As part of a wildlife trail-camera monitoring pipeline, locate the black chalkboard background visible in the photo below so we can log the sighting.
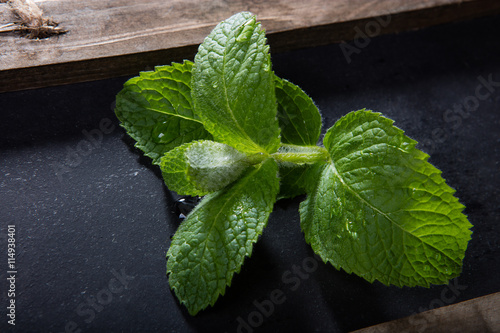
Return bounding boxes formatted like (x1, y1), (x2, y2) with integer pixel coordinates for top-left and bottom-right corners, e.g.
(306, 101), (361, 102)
(1, 14), (499, 333)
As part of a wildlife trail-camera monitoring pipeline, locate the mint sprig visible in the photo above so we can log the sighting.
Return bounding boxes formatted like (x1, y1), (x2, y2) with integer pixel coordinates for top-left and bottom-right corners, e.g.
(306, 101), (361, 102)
(115, 12), (472, 315)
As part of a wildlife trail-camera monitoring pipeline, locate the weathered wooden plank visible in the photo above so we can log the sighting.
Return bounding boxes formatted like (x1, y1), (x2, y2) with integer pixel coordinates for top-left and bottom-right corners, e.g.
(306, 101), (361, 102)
(1, 0), (499, 92)
(353, 292), (500, 333)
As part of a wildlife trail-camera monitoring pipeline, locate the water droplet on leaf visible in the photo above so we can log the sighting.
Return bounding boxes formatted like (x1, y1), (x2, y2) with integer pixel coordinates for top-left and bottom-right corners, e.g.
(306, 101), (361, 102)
(345, 221), (358, 239)
(152, 121), (176, 144)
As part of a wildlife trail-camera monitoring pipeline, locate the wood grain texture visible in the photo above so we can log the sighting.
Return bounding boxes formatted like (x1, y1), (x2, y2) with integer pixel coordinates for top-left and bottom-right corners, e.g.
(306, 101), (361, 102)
(1, 0), (500, 92)
(353, 292), (500, 333)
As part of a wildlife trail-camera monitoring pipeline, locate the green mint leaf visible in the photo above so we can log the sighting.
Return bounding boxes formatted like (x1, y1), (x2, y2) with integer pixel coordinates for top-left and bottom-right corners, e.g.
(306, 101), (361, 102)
(167, 158), (279, 315)
(300, 110), (472, 287)
(275, 77), (322, 146)
(278, 164), (311, 199)
(192, 12), (280, 154)
(273, 144), (329, 199)
(115, 60), (212, 164)
(278, 162), (327, 200)
(160, 140), (251, 195)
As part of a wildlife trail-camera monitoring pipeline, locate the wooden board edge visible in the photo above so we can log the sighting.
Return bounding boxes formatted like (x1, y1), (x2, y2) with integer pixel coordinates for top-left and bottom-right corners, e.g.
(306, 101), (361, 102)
(351, 292), (500, 333)
(1, 0), (499, 93)
(268, 0), (500, 53)
(0, 44), (199, 93)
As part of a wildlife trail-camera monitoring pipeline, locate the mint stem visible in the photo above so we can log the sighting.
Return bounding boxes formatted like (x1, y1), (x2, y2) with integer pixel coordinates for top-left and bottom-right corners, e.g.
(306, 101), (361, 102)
(247, 145), (329, 165)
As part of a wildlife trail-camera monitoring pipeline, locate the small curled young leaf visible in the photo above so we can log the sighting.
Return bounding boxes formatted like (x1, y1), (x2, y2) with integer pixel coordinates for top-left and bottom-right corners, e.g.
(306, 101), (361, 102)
(160, 140), (251, 196)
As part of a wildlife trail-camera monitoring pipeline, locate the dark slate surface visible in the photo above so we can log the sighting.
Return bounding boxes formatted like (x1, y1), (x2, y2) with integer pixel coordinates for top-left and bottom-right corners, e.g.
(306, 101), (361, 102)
(1, 13), (499, 333)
